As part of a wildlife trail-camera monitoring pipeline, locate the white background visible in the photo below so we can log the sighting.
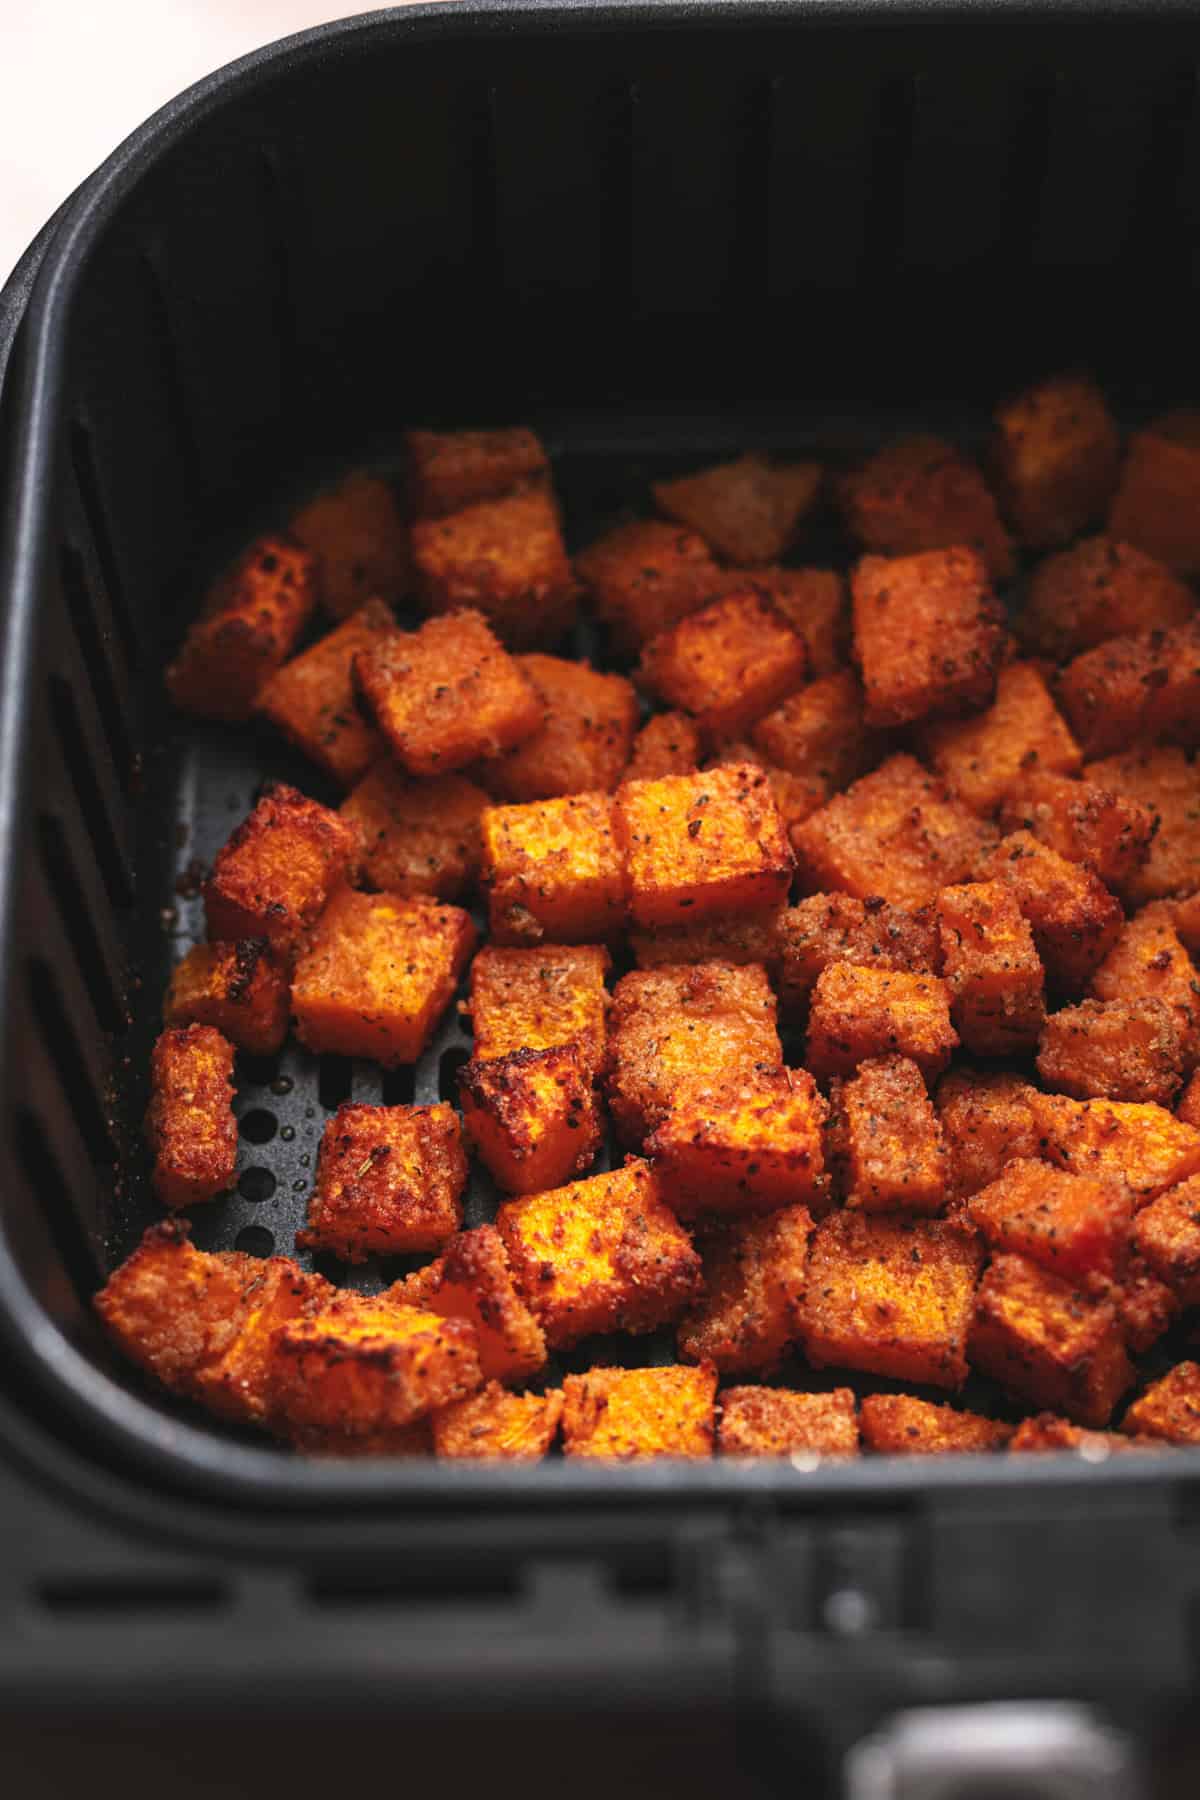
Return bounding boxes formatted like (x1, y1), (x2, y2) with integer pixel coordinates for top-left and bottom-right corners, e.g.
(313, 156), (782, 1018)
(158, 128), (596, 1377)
(0, 0), (417, 284)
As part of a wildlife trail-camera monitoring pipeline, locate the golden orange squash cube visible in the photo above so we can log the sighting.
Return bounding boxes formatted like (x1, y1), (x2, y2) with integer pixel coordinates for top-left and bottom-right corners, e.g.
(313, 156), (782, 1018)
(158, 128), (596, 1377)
(1085, 747), (1200, 907)
(799, 1211), (984, 1389)
(751, 669), (878, 798)
(1109, 411), (1200, 573)
(410, 484), (575, 649)
(483, 654), (639, 801)
(638, 588), (808, 743)
(630, 906), (785, 976)
(495, 1159), (701, 1349)
(792, 754), (997, 911)
(482, 791), (627, 944)
(935, 880), (1045, 1057)
(977, 831), (1122, 994)
(1122, 1361), (1200, 1444)
(606, 961), (781, 1147)
(1117, 1251), (1180, 1353)
(841, 1055), (949, 1215)
(652, 452), (822, 565)
(398, 1225), (547, 1385)
(459, 1044), (602, 1195)
(432, 1383), (564, 1461)
(1028, 1090), (1200, 1205)
(852, 546), (1009, 729)
(718, 1386), (859, 1459)
(354, 607), (544, 775)
(646, 1069), (827, 1217)
(1057, 615), (1200, 758)
(404, 426), (548, 518)
(935, 1068), (1040, 1202)
(805, 962), (958, 1084)
(145, 1024), (237, 1210)
(624, 710), (702, 781)
(166, 535), (317, 721)
(838, 434), (1014, 580)
(193, 1256), (332, 1426)
(288, 469), (410, 618)
(1084, 899), (1200, 1065)
(291, 887), (476, 1066)
(298, 1101), (466, 1261)
(1133, 1173), (1200, 1305)
(340, 762), (488, 901)
(746, 567), (847, 676)
(204, 783), (361, 953)
(253, 600), (393, 786)
(970, 1253), (1132, 1427)
(467, 943), (610, 1072)
(575, 519), (724, 654)
(999, 767), (1156, 890)
(990, 372), (1120, 548)
(164, 938), (289, 1056)
(775, 893), (938, 1017)
(921, 662), (1081, 816)
(1009, 1413), (1153, 1455)
(95, 1220), (259, 1398)
(1037, 998), (1184, 1106)
(859, 1393), (1011, 1456)
(561, 1363), (717, 1460)
(1020, 534), (1194, 661)
(614, 762), (793, 928)
(966, 1158), (1132, 1284)
(676, 1206), (812, 1374)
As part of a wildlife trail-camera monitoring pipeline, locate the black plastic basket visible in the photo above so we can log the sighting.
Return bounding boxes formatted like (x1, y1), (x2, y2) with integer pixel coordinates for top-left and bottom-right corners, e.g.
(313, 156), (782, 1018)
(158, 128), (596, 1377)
(2, 1), (1200, 1775)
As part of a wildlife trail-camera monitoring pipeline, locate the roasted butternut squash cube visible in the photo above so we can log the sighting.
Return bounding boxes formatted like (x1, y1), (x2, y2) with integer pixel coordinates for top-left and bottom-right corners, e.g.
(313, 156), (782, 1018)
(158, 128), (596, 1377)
(840, 1055), (949, 1215)
(638, 588), (808, 744)
(468, 943), (610, 1072)
(495, 1159), (701, 1348)
(652, 452), (822, 565)
(718, 1386), (859, 1459)
(675, 1206), (812, 1373)
(288, 470), (409, 618)
(800, 1211), (983, 1389)
(969, 1253), (1131, 1426)
(1109, 411), (1200, 573)
(852, 546), (1009, 729)
(483, 654), (639, 801)
(298, 1101), (466, 1261)
(404, 426), (548, 518)
(977, 831), (1121, 994)
(145, 1024), (237, 1210)
(1000, 768), (1156, 889)
(793, 754), (997, 911)
(291, 887), (476, 1066)
(631, 906), (785, 975)
(459, 1044), (601, 1194)
(1090, 901), (1200, 1068)
(398, 1225), (547, 1384)
(859, 1392), (1012, 1455)
(776, 894), (938, 1017)
(432, 1383), (564, 1460)
(1020, 535), (1194, 661)
(991, 372), (1121, 548)
(806, 962), (957, 1085)
(561, 1363), (717, 1460)
(1085, 748), (1200, 907)
(482, 791), (626, 944)
(967, 1158), (1132, 1284)
(194, 1256), (332, 1425)
(166, 535), (317, 720)
(935, 880), (1045, 1057)
(1133, 1173), (1200, 1304)
(204, 783), (361, 953)
(1038, 998), (1184, 1105)
(253, 601), (392, 786)
(354, 608), (544, 775)
(751, 669), (877, 798)
(746, 567), (847, 676)
(1058, 617), (1200, 758)
(411, 485), (575, 649)
(164, 939), (289, 1056)
(606, 961), (782, 1147)
(922, 663), (1081, 816)
(1122, 1361), (1200, 1443)
(575, 520), (724, 654)
(936, 1068), (1040, 1202)
(1117, 1252), (1180, 1353)
(267, 1294), (482, 1438)
(838, 435), (1014, 580)
(1010, 1413), (1152, 1455)
(1179, 1069), (1200, 1126)
(704, 742), (825, 834)
(1027, 1090), (1200, 1205)
(95, 1221), (257, 1397)
(646, 1069), (827, 1218)
(340, 762), (488, 901)
(625, 710), (702, 781)
(1173, 890), (1200, 957)
(614, 762), (793, 929)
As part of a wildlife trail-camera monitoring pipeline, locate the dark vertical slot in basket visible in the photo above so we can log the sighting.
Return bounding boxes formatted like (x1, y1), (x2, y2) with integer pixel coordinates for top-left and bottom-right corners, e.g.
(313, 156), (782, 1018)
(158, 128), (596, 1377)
(68, 420), (139, 671)
(45, 675), (132, 910)
(33, 814), (125, 1035)
(57, 543), (134, 788)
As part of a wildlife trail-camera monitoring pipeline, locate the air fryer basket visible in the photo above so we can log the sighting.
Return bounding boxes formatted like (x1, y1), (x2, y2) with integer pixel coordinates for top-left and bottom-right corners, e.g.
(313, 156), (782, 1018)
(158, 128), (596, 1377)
(5, 0), (1200, 1524)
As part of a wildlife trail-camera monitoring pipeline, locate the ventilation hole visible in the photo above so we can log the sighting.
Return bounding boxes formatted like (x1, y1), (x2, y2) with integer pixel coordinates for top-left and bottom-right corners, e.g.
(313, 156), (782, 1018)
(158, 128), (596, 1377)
(239, 1108), (277, 1145)
(58, 542), (134, 784)
(35, 814), (124, 1033)
(381, 1066), (415, 1107)
(236, 1052), (278, 1089)
(27, 959), (116, 1164)
(68, 420), (139, 670)
(235, 1224), (275, 1256)
(237, 1168), (277, 1205)
(14, 1107), (104, 1296)
(36, 1577), (227, 1617)
(47, 674), (133, 908)
(438, 1046), (471, 1104)
(318, 1055), (353, 1110)
(307, 1566), (520, 1609)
